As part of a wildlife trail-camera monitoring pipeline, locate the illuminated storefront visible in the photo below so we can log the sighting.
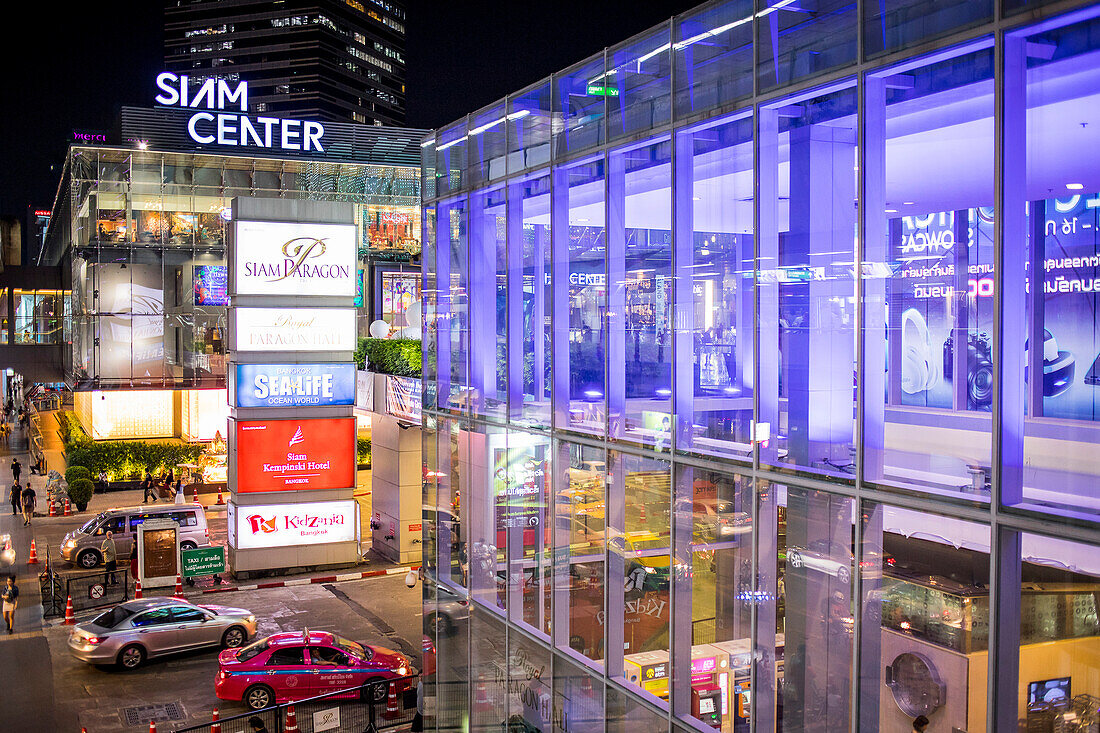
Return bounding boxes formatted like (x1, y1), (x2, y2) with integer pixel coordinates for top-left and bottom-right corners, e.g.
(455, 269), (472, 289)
(421, 2), (1100, 731)
(40, 83), (424, 441)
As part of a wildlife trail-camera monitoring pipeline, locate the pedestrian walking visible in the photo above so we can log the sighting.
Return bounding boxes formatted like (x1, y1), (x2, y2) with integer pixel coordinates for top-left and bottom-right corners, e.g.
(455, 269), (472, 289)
(20, 483), (35, 526)
(129, 539), (138, 580)
(9, 482), (19, 516)
(141, 471), (156, 504)
(248, 716), (269, 733)
(173, 479), (184, 505)
(102, 530), (118, 585)
(2, 576), (18, 634)
(10, 458), (20, 485)
(411, 679), (424, 732)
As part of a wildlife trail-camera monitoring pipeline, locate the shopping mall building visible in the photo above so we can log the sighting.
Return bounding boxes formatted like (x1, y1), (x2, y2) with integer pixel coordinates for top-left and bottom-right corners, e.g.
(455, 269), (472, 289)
(35, 83), (424, 442)
(419, 0), (1100, 731)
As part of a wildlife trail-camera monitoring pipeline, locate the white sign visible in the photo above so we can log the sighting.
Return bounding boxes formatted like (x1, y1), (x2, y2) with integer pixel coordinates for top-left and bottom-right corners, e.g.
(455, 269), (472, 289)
(232, 308), (357, 352)
(231, 499), (357, 550)
(154, 72), (325, 152)
(234, 221), (356, 296)
(313, 708), (341, 732)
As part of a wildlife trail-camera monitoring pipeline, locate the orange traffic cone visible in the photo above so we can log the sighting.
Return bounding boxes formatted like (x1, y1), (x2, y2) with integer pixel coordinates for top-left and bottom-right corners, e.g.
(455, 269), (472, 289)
(285, 705), (299, 732)
(49, 500), (56, 517)
(210, 707), (221, 733)
(27, 539), (38, 564)
(215, 487), (224, 505)
(63, 595), (75, 625)
(135, 578), (143, 599)
(149, 720), (157, 733)
(639, 503), (647, 522)
(192, 486), (199, 504)
(64, 498), (71, 516)
(174, 573), (183, 596)
(474, 675), (490, 713)
(385, 681), (399, 718)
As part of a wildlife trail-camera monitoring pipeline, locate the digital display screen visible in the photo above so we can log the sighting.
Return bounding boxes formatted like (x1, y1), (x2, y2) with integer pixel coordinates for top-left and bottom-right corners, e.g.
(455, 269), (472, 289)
(194, 265), (229, 306)
(698, 697), (715, 715)
(1028, 677), (1070, 706)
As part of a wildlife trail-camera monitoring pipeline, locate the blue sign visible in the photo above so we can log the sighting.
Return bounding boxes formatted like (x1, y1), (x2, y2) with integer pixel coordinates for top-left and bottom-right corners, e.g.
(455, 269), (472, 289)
(235, 363), (356, 408)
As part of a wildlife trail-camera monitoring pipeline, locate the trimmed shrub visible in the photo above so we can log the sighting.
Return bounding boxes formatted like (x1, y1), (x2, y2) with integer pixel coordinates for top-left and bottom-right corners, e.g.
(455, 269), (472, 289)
(65, 441), (204, 481)
(357, 337), (422, 377)
(65, 465), (92, 484)
(68, 478), (95, 511)
(57, 411), (89, 447)
(357, 437), (372, 467)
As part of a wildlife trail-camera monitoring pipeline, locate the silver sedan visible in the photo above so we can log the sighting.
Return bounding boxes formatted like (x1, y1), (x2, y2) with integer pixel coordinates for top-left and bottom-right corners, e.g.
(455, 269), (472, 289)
(68, 597), (258, 670)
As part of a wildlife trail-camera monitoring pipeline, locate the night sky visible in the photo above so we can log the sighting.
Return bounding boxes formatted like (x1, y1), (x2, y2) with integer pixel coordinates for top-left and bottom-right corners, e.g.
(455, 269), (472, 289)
(0, 0), (694, 221)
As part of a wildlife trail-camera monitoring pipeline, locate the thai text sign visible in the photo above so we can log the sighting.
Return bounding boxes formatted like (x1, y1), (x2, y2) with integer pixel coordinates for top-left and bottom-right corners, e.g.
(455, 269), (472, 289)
(181, 546), (226, 578)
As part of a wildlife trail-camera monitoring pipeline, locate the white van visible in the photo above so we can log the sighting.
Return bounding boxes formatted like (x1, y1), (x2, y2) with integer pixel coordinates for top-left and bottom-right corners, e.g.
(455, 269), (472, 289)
(61, 503), (210, 569)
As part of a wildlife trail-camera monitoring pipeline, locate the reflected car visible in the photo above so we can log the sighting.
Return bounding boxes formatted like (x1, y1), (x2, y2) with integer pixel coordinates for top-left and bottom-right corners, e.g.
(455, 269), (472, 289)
(785, 539), (853, 585)
(68, 598), (257, 669)
(216, 629), (417, 710)
(425, 582), (468, 636)
(0, 534), (15, 577)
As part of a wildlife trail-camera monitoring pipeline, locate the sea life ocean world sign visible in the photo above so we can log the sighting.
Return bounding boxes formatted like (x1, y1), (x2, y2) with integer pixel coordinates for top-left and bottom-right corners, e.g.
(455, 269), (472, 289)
(235, 363), (356, 408)
(233, 220), (357, 296)
(154, 72), (325, 152)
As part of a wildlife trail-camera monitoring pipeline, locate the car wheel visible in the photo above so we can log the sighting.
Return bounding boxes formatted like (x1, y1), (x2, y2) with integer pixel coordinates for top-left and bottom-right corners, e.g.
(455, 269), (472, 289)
(221, 626), (246, 649)
(363, 676), (388, 703)
(180, 541), (198, 552)
(118, 644), (146, 670)
(787, 550), (802, 569)
(426, 611), (452, 636)
(837, 565), (851, 585)
(245, 684), (275, 710)
(77, 549), (101, 569)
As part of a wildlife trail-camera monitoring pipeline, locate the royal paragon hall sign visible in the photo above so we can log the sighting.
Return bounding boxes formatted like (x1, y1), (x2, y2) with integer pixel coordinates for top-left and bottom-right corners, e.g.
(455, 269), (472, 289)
(226, 199), (360, 575)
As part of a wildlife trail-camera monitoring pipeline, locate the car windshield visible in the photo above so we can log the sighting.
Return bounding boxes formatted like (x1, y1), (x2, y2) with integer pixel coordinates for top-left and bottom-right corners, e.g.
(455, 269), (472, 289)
(80, 514), (105, 533)
(91, 606), (134, 629)
(236, 638), (270, 662)
(333, 636), (368, 660)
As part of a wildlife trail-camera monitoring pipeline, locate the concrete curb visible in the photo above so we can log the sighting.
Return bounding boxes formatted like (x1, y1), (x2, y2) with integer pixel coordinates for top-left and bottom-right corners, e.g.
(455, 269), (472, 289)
(196, 564), (420, 594)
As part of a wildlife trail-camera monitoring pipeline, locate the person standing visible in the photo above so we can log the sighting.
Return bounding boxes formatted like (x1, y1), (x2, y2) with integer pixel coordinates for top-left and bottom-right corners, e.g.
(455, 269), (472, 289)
(173, 478), (184, 505)
(10, 458), (20, 485)
(8, 482), (19, 516)
(912, 716), (929, 732)
(102, 530), (118, 585)
(247, 717), (270, 733)
(2, 576), (18, 634)
(141, 471), (156, 504)
(20, 483), (36, 526)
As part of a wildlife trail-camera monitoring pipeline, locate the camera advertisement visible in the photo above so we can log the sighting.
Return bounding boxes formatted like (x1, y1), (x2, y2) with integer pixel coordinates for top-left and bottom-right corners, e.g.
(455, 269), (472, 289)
(892, 195), (1100, 420)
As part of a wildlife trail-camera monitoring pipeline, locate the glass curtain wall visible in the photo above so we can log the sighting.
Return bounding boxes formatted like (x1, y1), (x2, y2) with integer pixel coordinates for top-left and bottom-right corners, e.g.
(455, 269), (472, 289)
(421, 3), (1100, 733)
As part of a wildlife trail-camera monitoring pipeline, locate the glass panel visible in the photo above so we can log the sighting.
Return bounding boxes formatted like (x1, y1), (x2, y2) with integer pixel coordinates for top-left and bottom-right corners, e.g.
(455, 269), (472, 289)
(466, 424), (507, 614)
(608, 26), (671, 140)
(554, 656), (605, 733)
(862, 45), (995, 500)
(756, 0), (857, 92)
(436, 122), (467, 198)
(864, 0), (992, 58)
(759, 84), (858, 479)
(1010, 13), (1100, 520)
(553, 54), (607, 157)
(859, 502), (990, 732)
(502, 429), (551, 638)
(508, 78), (553, 173)
(558, 158), (607, 437)
(680, 111), (754, 461)
(436, 419), (466, 590)
(470, 605), (505, 730)
(608, 137), (672, 447)
(423, 205), (438, 411)
(468, 103), (507, 185)
(673, 0), (753, 117)
(468, 186), (508, 421)
(438, 197), (469, 414)
(557, 441), (606, 667)
(0, 288), (7, 344)
(510, 175), (553, 429)
(1017, 533), (1100, 729)
(507, 629), (551, 727)
(607, 683), (669, 731)
(421, 135), (437, 201)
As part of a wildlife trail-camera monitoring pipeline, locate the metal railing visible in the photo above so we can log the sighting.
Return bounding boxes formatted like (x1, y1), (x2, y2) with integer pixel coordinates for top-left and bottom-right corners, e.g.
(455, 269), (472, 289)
(174, 675), (418, 733)
(65, 568), (129, 613)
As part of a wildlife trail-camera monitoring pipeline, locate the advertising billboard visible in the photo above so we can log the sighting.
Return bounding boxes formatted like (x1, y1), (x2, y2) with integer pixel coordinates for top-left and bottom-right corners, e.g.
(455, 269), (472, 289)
(194, 265), (229, 306)
(234, 417), (356, 493)
(233, 220), (356, 296)
(235, 363), (356, 408)
(229, 499), (357, 550)
(231, 307), (356, 352)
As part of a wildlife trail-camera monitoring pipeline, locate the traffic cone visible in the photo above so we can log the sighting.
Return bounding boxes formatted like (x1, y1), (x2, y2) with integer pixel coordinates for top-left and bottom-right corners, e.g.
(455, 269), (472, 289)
(639, 503), (647, 522)
(149, 720), (156, 733)
(135, 578), (143, 599)
(210, 708), (221, 733)
(174, 573), (183, 596)
(49, 500), (56, 517)
(215, 487), (224, 505)
(474, 675), (490, 713)
(192, 486), (199, 504)
(27, 539), (37, 564)
(63, 595), (75, 625)
(64, 498), (72, 516)
(285, 705), (299, 732)
(385, 681), (399, 718)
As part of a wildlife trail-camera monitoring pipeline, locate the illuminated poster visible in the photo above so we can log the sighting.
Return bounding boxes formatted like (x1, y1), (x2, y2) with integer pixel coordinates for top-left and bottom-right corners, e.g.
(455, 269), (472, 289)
(194, 265), (229, 306)
(234, 417), (356, 493)
(490, 433), (548, 538)
(382, 272), (421, 324)
(97, 263), (165, 380)
(235, 363), (357, 408)
(230, 499), (357, 550)
(231, 307), (357, 352)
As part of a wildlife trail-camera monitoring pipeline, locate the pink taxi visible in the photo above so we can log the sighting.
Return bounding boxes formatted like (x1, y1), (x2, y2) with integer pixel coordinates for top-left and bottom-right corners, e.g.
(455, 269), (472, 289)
(216, 629), (416, 710)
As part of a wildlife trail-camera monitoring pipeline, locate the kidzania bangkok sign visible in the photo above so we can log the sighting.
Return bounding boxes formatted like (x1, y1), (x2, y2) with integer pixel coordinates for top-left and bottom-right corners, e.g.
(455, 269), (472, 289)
(229, 500), (357, 550)
(154, 72), (325, 152)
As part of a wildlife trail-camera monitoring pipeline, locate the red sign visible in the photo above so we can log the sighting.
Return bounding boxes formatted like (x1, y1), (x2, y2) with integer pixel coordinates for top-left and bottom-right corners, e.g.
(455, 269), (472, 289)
(409, 523), (422, 532)
(235, 418), (356, 493)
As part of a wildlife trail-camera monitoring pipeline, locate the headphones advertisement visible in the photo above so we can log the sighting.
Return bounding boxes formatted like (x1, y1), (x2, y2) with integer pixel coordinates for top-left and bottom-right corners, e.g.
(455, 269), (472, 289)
(893, 196), (1100, 420)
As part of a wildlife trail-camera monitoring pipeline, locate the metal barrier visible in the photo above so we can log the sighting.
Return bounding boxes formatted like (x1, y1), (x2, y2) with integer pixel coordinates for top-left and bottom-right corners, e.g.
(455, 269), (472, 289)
(64, 569), (130, 613)
(173, 675), (418, 733)
(39, 549), (66, 618)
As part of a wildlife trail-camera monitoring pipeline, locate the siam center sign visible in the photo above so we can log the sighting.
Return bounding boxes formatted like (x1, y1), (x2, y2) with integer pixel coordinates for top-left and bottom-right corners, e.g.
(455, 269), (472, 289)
(154, 72), (325, 152)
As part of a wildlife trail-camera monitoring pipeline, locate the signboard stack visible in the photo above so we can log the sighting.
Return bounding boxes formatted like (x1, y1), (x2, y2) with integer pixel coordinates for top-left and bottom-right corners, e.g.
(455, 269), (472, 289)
(226, 198), (361, 576)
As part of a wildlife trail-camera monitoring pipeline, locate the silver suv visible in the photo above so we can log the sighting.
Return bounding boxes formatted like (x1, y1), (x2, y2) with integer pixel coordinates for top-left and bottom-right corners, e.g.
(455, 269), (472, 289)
(61, 504), (210, 569)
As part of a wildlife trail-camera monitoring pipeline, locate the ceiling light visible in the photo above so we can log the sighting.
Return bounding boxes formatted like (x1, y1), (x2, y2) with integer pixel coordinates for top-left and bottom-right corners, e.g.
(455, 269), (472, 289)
(885, 209), (897, 213)
(1067, 183), (1084, 190)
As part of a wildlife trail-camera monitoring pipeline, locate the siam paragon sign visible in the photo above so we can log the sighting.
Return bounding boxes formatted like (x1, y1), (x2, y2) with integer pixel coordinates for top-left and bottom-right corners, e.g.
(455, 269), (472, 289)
(234, 220), (357, 296)
(154, 72), (326, 152)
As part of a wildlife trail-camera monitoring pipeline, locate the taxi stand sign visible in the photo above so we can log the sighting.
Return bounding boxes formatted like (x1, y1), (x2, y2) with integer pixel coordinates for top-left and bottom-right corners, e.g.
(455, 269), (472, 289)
(181, 546), (226, 579)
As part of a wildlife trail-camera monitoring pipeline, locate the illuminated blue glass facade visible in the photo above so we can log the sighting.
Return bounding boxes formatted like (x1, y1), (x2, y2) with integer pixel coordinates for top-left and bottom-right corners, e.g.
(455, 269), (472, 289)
(420, 2), (1100, 731)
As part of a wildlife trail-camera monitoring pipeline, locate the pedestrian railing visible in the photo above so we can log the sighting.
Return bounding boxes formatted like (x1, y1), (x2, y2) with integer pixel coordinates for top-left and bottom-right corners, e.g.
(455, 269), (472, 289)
(65, 568), (129, 613)
(39, 550), (66, 618)
(173, 675), (418, 733)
